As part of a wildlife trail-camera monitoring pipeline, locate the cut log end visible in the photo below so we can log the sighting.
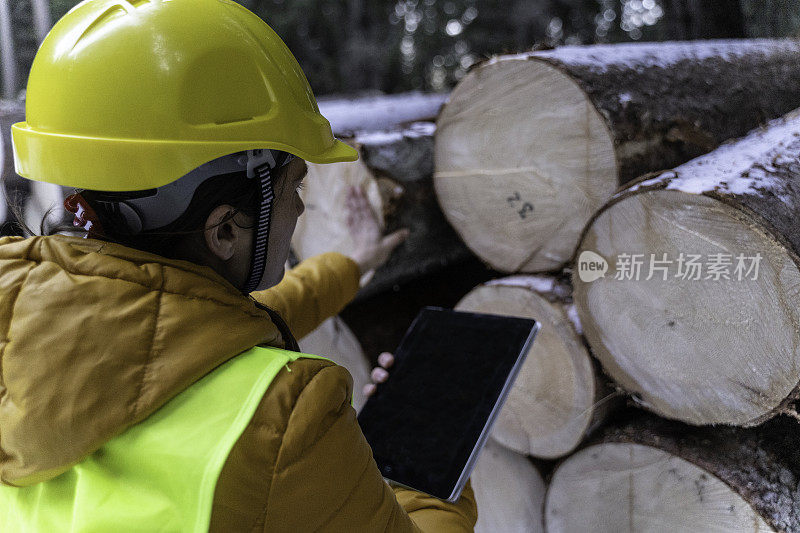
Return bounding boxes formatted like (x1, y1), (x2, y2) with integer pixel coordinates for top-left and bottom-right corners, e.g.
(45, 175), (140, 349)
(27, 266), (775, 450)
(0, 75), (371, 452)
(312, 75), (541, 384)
(472, 437), (545, 533)
(291, 156), (383, 287)
(291, 130), (473, 297)
(298, 317), (371, 412)
(545, 442), (775, 532)
(434, 58), (617, 273)
(456, 278), (600, 458)
(574, 188), (800, 426)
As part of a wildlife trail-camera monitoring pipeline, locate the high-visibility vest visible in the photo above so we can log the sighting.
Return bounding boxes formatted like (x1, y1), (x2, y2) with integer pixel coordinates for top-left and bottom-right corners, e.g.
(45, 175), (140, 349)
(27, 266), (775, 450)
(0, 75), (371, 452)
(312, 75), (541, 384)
(0, 346), (341, 532)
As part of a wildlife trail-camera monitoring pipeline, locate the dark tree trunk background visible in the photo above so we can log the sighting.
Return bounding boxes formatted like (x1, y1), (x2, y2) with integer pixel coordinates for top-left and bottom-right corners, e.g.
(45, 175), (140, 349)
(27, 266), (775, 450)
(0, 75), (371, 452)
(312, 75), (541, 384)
(7, 0), (799, 98)
(663, 0), (746, 39)
(740, 0), (800, 38)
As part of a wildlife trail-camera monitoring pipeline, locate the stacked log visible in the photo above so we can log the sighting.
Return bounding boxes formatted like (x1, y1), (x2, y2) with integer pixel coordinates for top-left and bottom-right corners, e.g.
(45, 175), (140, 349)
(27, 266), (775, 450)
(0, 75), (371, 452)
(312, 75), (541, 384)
(301, 50), (800, 478)
(471, 436), (545, 533)
(572, 108), (800, 427)
(298, 316), (372, 412)
(288, 46), (800, 529)
(434, 39), (800, 273)
(318, 91), (447, 136)
(292, 93), (473, 298)
(427, 41), (800, 530)
(455, 275), (617, 459)
(545, 411), (800, 532)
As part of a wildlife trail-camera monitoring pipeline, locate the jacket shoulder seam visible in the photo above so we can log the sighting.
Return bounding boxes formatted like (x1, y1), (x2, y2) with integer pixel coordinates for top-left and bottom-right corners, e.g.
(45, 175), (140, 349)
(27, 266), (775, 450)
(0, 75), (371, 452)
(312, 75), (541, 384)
(131, 263), (164, 419)
(0, 248), (35, 484)
(258, 361), (343, 531)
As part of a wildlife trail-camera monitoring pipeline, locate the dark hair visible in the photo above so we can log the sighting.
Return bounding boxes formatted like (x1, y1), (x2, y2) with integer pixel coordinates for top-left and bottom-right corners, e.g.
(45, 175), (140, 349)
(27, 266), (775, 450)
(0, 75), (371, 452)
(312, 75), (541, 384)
(82, 171), (259, 260)
(10, 170), (262, 262)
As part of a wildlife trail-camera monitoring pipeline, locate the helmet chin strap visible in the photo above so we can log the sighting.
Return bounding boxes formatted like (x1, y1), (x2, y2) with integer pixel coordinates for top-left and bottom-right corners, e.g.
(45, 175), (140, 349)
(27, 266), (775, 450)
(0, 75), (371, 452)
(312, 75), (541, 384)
(241, 162), (274, 293)
(241, 149), (295, 294)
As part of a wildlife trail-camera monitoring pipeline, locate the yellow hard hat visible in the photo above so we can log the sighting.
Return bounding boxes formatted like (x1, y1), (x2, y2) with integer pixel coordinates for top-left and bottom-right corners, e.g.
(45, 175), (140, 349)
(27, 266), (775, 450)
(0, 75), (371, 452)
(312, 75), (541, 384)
(11, 0), (358, 192)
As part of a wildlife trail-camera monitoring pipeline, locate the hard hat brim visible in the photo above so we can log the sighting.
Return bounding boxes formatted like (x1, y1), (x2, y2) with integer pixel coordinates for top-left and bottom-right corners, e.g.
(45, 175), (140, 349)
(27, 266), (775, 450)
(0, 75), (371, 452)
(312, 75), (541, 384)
(11, 122), (359, 192)
(307, 139), (360, 165)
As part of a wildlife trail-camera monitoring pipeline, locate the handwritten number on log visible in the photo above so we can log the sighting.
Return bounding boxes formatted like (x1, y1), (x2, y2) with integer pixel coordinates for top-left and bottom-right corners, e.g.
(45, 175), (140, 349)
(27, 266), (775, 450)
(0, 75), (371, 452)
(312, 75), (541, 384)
(507, 191), (534, 219)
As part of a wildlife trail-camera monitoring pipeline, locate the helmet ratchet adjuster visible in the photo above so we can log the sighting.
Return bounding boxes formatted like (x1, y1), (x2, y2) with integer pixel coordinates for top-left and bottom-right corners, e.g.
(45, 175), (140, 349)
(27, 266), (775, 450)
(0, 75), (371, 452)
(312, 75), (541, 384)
(64, 193), (105, 238)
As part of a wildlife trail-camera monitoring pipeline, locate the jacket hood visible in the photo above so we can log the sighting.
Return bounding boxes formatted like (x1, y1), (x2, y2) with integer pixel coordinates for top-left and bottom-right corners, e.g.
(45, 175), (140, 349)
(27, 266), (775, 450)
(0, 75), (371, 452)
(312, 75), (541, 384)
(0, 235), (282, 487)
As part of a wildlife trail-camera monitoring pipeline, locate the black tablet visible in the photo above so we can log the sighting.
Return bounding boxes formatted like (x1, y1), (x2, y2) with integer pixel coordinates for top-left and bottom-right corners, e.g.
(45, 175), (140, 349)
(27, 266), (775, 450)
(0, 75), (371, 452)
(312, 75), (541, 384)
(357, 306), (540, 503)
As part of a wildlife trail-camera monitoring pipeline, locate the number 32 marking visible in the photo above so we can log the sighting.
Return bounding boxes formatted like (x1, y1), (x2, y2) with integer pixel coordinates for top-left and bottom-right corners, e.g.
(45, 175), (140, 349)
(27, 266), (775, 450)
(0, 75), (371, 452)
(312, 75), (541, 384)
(507, 192), (534, 220)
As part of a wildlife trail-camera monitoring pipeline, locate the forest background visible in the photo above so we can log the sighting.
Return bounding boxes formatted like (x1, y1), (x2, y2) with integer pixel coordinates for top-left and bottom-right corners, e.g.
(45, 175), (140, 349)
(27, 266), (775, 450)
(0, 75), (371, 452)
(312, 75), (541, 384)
(1, 0), (800, 101)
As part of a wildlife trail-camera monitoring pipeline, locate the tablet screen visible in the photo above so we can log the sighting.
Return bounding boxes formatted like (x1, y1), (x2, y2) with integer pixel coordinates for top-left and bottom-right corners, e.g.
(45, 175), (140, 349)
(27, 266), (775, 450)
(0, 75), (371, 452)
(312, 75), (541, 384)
(357, 306), (539, 501)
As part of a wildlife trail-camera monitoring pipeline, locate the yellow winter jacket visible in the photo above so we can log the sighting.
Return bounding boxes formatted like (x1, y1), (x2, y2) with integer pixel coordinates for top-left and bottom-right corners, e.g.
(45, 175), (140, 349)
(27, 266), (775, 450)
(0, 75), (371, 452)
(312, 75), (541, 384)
(0, 234), (477, 532)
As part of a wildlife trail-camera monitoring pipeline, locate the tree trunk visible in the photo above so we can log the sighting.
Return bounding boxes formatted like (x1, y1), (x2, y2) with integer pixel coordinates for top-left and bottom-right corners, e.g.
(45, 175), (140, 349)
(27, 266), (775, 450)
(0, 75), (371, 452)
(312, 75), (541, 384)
(293, 93), (473, 298)
(472, 437), (545, 533)
(29, 0), (52, 44)
(572, 108), (800, 426)
(455, 275), (618, 459)
(662, 0), (746, 39)
(740, 0), (800, 38)
(0, 0), (18, 99)
(1, 100), (26, 234)
(434, 39), (800, 273)
(298, 316), (371, 412)
(545, 411), (800, 532)
(0, 100), (23, 182)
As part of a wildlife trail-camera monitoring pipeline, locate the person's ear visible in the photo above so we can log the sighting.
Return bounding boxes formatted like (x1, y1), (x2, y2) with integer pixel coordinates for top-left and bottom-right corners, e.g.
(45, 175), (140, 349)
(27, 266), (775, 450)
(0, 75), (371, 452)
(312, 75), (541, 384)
(204, 205), (240, 261)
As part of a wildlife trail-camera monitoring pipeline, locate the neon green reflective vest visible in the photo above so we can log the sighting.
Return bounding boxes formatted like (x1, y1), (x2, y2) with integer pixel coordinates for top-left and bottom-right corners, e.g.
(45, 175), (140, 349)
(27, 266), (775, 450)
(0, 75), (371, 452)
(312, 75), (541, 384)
(0, 346), (343, 532)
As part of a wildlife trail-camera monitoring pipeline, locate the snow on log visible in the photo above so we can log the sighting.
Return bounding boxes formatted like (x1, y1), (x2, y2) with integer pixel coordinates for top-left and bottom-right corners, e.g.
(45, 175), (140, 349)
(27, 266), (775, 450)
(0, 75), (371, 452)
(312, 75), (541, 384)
(572, 108), (800, 426)
(293, 95), (473, 297)
(298, 316), (372, 412)
(472, 437), (545, 533)
(545, 412), (800, 532)
(455, 275), (617, 459)
(434, 38), (800, 273)
(318, 91), (447, 136)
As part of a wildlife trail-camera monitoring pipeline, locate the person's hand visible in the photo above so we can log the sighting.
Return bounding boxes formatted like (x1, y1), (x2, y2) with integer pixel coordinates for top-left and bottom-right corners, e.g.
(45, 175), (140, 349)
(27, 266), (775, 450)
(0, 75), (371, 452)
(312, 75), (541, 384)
(346, 185), (409, 274)
(363, 352), (395, 397)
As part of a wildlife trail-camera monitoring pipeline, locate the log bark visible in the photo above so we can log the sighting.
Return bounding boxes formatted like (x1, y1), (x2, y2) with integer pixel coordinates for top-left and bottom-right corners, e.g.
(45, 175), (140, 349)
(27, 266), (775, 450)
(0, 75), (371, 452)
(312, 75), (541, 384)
(292, 110), (473, 299)
(545, 410), (800, 532)
(472, 437), (545, 533)
(339, 255), (499, 369)
(434, 38), (800, 273)
(298, 316), (372, 413)
(455, 275), (618, 459)
(572, 108), (800, 426)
